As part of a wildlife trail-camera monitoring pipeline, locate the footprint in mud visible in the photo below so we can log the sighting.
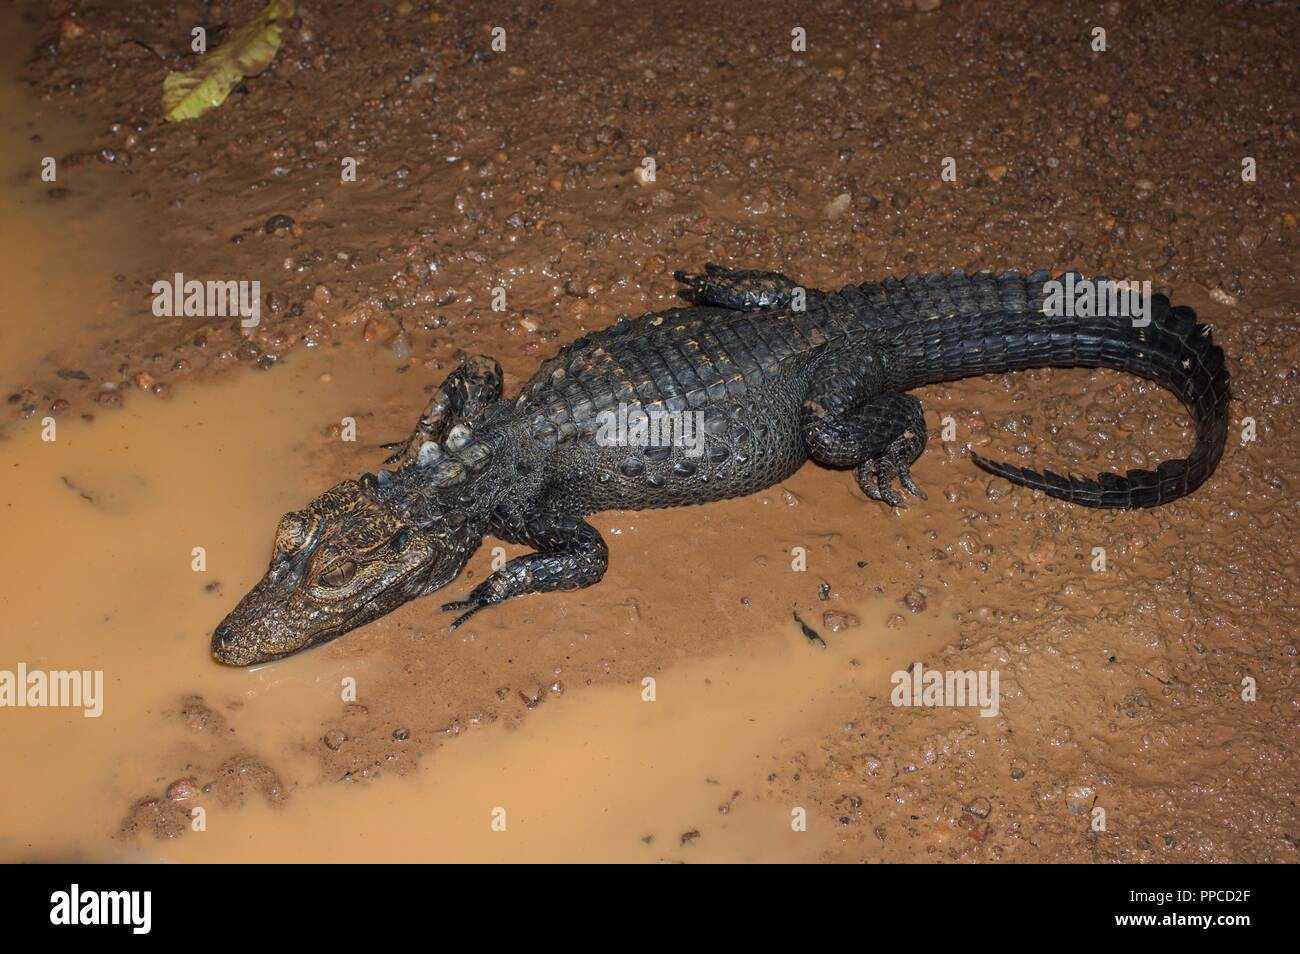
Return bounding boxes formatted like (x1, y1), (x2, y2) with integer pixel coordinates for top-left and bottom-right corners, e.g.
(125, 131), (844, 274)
(207, 754), (287, 809)
(118, 795), (191, 841)
(118, 754), (287, 842)
(178, 693), (230, 734)
(117, 695), (286, 840)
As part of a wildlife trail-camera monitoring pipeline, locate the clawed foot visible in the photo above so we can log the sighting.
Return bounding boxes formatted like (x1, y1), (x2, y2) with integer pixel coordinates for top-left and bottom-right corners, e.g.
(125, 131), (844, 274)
(673, 262), (800, 310)
(672, 266), (714, 300)
(441, 596), (487, 631)
(379, 439), (408, 466)
(857, 442), (927, 509)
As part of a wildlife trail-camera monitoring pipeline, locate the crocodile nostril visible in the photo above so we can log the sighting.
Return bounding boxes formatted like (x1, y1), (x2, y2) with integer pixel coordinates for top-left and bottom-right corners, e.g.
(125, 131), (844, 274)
(212, 623), (237, 651)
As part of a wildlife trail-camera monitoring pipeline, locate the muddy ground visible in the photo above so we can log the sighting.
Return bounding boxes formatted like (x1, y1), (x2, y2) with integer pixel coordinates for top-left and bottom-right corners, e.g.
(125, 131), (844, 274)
(12, 0), (1298, 861)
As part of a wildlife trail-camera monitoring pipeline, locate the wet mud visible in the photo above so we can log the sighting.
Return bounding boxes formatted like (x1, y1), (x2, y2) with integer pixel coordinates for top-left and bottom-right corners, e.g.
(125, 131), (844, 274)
(1, 0), (1296, 862)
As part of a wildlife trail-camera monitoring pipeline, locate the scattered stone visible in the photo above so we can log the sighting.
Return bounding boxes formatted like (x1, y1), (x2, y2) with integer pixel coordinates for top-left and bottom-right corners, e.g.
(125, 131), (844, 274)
(263, 214), (295, 236)
(166, 778), (199, 801)
(985, 477), (1010, 500)
(822, 611), (860, 632)
(1067, 786), (1096, 815)
(1028, 538), (1055, 563)
(825, 192), (852, 220)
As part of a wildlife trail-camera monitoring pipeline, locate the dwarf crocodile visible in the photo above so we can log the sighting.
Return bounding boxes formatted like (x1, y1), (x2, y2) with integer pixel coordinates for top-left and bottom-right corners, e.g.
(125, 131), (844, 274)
(213, 266), (1230, 665)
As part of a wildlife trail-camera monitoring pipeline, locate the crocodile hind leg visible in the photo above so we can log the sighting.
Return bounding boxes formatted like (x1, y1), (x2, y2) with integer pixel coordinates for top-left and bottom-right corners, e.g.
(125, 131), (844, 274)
(440, 509), (609, 629)
(851, 396), (928, 507)
(673, 262), (807, 310)
(801, 352), (928, 508)
(382, 355), (503, 465)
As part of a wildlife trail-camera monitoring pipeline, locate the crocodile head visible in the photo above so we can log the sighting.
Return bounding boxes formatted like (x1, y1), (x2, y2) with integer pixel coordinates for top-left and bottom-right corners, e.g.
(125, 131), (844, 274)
(212, 474), (478, 665)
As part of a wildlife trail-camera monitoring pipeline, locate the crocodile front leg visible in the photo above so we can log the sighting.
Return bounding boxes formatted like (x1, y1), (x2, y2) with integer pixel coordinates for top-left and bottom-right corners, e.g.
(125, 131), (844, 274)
(440, 509), (609, 630)
(673, 262), (806, 310)
(382, 355), (504, 465)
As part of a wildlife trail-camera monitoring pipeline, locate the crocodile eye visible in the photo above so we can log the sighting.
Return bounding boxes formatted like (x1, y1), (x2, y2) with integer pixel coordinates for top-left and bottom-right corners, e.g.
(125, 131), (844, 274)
(319, 560), (357, 588)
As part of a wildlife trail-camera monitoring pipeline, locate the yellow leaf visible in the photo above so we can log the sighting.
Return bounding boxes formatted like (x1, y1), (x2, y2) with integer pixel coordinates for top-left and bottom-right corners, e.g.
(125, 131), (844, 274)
(162, 0), (295, 123)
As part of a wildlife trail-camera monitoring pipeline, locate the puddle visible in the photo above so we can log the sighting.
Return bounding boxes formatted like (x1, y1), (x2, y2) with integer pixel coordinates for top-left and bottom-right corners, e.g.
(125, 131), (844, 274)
(0, 352), (405, 860)
(0, 337), (956, 862)
(148, 608), (949, 864)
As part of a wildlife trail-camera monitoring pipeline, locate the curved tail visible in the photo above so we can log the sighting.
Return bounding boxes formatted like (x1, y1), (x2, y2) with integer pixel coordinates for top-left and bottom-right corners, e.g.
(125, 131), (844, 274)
(865, 270), (1231, 509)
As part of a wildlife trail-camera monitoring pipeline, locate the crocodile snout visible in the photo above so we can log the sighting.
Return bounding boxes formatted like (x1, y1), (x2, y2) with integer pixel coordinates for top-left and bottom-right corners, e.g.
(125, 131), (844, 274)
(211, 621), (253, 665)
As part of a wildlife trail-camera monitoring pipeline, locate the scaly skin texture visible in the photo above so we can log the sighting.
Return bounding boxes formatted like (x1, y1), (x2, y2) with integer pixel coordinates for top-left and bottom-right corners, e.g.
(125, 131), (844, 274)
(212, 266), (1231, 665)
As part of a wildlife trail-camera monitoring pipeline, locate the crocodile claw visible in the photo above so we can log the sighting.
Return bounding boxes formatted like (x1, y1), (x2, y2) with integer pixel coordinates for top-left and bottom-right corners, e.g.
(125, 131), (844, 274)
(673, 269), (709, 299)
(898, 468), (927, 500)
(858, 451), (926, 510)
(442, 597), (486, 631)
(380, 439), (407, 466)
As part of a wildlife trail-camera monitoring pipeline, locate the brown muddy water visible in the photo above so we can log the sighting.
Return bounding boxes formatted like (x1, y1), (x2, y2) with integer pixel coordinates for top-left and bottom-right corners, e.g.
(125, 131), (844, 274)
(2, 343), (944, 861)
(3, 0), (1297, 864)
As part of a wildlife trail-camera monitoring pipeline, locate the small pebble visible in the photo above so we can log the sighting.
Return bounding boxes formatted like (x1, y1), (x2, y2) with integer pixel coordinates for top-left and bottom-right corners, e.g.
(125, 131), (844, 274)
(263, 214), (295, 235)
(166, 778), (199, 801)
(822, 611), (860, 632)
(825, 192), (852, 220)
(1067, 786), (1096, 815)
